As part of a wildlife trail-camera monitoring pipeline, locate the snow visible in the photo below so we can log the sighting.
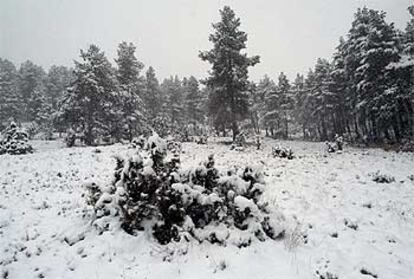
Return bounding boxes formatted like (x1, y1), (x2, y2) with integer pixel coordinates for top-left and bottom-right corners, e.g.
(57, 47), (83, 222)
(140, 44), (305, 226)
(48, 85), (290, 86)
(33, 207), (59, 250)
(234, 196), (258, 213)
(1, 138), (414, 278)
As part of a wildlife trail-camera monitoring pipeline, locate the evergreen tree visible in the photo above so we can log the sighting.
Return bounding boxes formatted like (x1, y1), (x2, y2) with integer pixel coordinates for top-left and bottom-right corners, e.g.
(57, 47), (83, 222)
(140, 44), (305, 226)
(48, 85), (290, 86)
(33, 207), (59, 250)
(115, 41), (145, 141)
(183, 76), (204, 125)
(331, 37), (352, 138)
(144, 66), (161, 120)
(0, 59), (19, 128)
(59, 44), (119, 145)
(161, 76), (184, 128)
(116, 42), (144, 86)
(277, 72), (293, 139)
(345, 7), (401, 141)
(200, 6), (260, 141)
(247, 81), (260, 134)
(261, 76), (278, 137)
(292, 73), (307, 138)
(45, 65), (73, 111)
(18, 60), (46, 121)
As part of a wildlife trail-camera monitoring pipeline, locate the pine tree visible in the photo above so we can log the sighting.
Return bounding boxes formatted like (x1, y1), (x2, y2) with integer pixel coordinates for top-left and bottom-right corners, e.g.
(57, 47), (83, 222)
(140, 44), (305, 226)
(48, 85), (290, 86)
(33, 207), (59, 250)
(45, 65), (73, 111)
(302, 69), (318, 139)
(143, 66), (161, 120)
(183, 76), (204, 125)
(261, 76), (278, 137)
(292, 73), (307, 138)
(0, 59), (19, 128)
(200, 6), (260, 141)
(247, 81), (260, 134)
(115, 41), (145, 141)
(277, 72), (293, 139)
(331, 37), (352, 138)
(345, 7), (401, 141)
(59, 44), (119, 145)
(18, 60), (46, 122)
(161, 76), (184, 129)
(115, 42), (144, 86)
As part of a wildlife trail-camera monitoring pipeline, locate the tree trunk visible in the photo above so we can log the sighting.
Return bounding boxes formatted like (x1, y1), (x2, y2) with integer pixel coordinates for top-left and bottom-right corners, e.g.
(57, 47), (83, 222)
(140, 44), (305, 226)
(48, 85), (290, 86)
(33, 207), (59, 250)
(232, 120), (239, 142)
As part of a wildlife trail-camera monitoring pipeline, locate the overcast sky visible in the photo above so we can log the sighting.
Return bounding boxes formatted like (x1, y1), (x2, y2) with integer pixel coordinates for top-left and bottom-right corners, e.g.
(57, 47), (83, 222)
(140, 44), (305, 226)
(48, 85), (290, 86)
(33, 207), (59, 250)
(0, 0), (411, 81)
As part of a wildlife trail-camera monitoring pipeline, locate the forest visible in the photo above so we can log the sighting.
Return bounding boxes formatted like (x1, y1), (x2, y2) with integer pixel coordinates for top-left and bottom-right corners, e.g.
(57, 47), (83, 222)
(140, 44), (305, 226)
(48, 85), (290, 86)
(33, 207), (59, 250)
(1, 6), (413, 146)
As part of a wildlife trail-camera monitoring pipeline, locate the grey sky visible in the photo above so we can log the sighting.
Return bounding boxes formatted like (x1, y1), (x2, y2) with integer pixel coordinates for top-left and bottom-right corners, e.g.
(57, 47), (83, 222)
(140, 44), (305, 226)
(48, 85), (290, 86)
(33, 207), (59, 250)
(0, 0), (411, 82)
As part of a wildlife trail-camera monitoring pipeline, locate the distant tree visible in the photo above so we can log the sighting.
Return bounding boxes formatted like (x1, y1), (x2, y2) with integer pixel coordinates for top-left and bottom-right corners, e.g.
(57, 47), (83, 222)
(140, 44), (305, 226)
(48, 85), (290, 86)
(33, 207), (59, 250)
(59, 44), (119, 145)
(143, 66), (161, 120)
(277, 72), (293, 139)
(0, 59), (19, 128)
(247, 81), (260, 134)
(200, 6), (260, 141)
(262, 76), (279, 137)
(344, 7), (401, 141)
(160, 76), (183, 128)
(116, 42), (144, 86)
(292, 73), (306, 137)
(18, 60), (46, 121)
(403, 5), (414, 56)
(385, 5), (414, 139)
(45, 65), (73, 111)
(115, 41), (145, 140)
(183, 76), (204, 125)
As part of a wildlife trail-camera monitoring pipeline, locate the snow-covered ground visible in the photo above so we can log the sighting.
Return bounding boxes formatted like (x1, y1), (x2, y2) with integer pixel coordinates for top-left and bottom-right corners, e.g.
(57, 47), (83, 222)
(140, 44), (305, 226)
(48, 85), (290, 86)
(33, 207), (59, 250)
(1, 138), (414, 279)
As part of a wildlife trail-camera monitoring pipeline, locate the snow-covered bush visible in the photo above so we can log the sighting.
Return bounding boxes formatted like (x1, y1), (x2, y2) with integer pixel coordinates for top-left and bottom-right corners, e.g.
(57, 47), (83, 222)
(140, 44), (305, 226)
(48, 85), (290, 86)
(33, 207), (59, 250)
(166, 138), (182, 154)
(399, 140), (414, 153)
(234, 131), (247, 146)
(0, 122), (33, 155)
(272, 145), (294, 159)
(370, 171), (395, 183)
(86, 132), (284, 246)
(326, 134), (344, 153)
(325, 142), (336, 153)
(196, 135), (208, 145)
(129, 135), (146, 149)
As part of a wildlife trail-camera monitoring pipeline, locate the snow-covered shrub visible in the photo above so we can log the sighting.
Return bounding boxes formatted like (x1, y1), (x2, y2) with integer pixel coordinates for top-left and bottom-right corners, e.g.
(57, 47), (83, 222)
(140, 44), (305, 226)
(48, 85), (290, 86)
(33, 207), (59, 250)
(166, 139), (182, 154)
(65, 129), (76, 147)
(0, 122), (33, 155)
(86, 132), (283, 246)
(196, 135), (208, 145)
(334, 134), (344, 151)
(370, 171), (395, 183)
(399, 140), (414, 153)
(272, 145), (294, 159)
(325, 142), (336, 153)
(129, 135), (146, 149)
(234, 131), (247, 146)
(326, 135), (345, 153)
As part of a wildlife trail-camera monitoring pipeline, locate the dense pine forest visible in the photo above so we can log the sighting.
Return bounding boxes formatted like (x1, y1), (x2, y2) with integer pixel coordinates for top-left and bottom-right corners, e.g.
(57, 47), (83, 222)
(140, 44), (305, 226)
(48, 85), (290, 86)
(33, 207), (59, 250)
(1, 5), (413, 145)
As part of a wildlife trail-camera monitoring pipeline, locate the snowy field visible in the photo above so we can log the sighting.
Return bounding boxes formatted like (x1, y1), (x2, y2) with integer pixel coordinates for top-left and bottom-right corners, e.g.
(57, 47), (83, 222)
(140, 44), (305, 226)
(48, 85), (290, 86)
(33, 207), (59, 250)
(1, 138), (414, 279)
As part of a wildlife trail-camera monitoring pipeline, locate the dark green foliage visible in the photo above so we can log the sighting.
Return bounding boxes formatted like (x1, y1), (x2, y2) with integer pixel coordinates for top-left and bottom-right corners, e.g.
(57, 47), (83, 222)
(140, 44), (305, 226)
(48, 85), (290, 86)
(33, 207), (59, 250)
(59, 44), (119, 145)
(0, 122), (33, 155)
(115, 41), (146, 141)
(0, 59), (19, 127)
(200, 6), (260, 141)
(87, 134), (282, 246)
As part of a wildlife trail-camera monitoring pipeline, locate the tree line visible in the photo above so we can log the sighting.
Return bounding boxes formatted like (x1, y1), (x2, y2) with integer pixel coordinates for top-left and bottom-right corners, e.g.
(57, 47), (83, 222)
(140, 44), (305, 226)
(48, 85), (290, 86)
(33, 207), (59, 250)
(205, 5), (413, 143)
(0, 43), (207, 144)
(0, 5), (413, 144)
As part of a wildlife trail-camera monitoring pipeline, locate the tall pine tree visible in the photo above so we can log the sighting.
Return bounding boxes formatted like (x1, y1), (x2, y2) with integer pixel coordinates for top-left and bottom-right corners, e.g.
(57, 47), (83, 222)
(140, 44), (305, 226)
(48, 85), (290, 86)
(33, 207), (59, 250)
(200, 6), (259, 141)
(0, 59), (19, 128)
(59, 45), (119, 145)
(115, 41), (145, 140)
